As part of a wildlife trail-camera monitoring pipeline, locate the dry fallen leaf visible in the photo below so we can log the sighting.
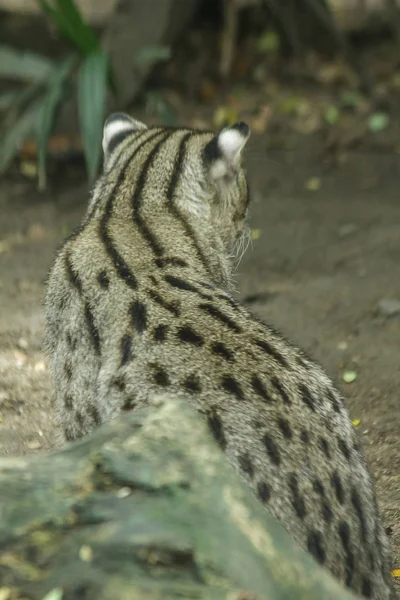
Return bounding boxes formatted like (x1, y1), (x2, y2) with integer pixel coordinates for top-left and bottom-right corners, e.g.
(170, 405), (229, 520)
(352, 419), (361, 427)
(251, 229), (261, 241)
(391, 569), (400, 578)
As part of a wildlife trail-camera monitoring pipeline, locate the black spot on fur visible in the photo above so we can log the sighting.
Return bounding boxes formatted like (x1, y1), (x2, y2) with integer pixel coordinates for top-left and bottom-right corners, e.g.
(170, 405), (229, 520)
(130, 300), (147, 334)
(300, 429), (310, 444)
(288, 473), (307, 518)
(299, 384), (316, 412)
(65, 253), (82, 293)
(121, 397), (136, 411)
(319, 436), (331, 457)
(66, 332), (77, 351)
(152, 364), (170, 387)
(211, 341), (233, 361)
(178, 326), (204, 346)
(351, 488), (368, 542)
(97, 270), (109, 289)
(64, 395), (73, 410)
(307, 530), (326, 565)
(84, 304), (101, 354)
(120, 334), (133, 366)
(271, 376), (291, 405)
(88, 404), (101, 425)
(257, 481), (271, 504)
(251, 374), (272, 402)
(183, 374), (202, 394)
(338, 520), (351, 550)
(221, 375), (244, 400)
(149, 275), (158, 286)
(278, 417), (293, 439)
(76, 411), (84, 428)
(313, 478), (325, 496)
(153, 324), (168, 342)
(254, 339), (289, 369)
(321, 501), (333, 523)
(338, 437), (351, 461)
(197, 281), (214, 290)
(327, 388), (341, 413)
(368, 551), (375, 571)
(65, 428), (74, 441)
(262, 433), (281, 466)
(238, 453), (254, 478)
(198, 303), (242, 332)
(165, 275), (199, 293)
(148, 289), (180, 316)
(64, 361), (72, 380)
(331, 471), (345, 504)
(207, 411), (226, 450)
(113, 376), (126, 392)
(154, 257), (188, 268)
(338, 520), (355, 587)
(361, 578), (372, 598)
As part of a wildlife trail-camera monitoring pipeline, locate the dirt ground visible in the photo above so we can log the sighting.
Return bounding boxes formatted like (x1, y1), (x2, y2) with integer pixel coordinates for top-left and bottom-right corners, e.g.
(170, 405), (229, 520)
(0, 127), (399, 591)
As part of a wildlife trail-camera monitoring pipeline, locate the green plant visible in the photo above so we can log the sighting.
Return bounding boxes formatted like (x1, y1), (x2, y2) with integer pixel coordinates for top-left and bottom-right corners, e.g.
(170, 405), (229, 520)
(0, 0), (111, 187)
(0, 0), (171, 188)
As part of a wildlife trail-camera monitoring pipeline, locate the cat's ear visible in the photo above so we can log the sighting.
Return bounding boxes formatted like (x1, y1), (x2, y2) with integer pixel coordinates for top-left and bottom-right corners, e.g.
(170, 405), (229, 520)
(102, 112), (147, 165)
(204, 122), (250, 180)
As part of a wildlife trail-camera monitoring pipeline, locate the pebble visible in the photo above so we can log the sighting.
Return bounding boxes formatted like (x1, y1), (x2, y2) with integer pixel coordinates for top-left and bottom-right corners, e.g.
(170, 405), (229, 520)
(377, 298), (400, 317)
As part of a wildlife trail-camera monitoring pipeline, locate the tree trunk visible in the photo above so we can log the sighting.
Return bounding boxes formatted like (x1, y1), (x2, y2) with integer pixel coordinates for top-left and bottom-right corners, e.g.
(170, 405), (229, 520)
(0, 394), (360, 600)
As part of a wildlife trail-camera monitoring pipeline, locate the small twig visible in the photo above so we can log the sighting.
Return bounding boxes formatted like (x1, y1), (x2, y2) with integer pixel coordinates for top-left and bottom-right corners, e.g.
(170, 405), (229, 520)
(220, 0), (239, 78)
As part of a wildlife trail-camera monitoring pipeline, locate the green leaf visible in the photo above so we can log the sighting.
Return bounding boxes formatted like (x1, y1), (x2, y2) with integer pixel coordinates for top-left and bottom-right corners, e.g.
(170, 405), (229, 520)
(37, 55), (75, 190)
(324, 105), (339, 125)
(368, 112), (389, 133)
(135, 45), (171, 67)
(38, 0), (99, 56)
(0, 45), (54, 81)
(57, 0), (99, 54)
(78, 50), (109, 182)
(0, 99), (42, 175)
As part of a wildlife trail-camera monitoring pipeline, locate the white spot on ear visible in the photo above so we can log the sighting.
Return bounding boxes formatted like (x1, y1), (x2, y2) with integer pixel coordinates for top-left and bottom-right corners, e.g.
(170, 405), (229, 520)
(209, 122), (250, 180)
(218, 129), (247, 163)
(102, 113), (147, 158)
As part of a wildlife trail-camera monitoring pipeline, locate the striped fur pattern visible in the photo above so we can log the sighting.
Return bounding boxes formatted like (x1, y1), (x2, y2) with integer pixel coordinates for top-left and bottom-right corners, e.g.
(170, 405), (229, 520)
(44, 113), (395, 600)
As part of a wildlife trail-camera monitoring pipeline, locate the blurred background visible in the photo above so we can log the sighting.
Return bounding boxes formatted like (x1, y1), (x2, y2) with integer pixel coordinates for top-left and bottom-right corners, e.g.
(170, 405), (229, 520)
(0, 0), (399, 589)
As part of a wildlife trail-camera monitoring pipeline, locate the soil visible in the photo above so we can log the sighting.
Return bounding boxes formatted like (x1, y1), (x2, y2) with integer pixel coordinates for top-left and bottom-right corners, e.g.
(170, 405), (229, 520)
(1, 123), (400, 592)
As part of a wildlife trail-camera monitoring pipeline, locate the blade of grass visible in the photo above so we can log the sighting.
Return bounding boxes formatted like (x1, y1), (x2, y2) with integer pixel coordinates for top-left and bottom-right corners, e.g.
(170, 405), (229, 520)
(37, 55), (75, 190)
(78, 49), (108, 182)
(0, 99), (42, 175)
(58, 0), (99, 53)
(38, 0), (99, 56)
(0, 45), (54, 81)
